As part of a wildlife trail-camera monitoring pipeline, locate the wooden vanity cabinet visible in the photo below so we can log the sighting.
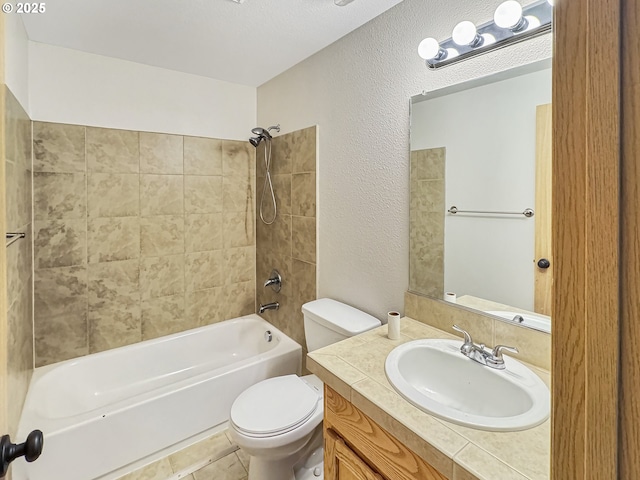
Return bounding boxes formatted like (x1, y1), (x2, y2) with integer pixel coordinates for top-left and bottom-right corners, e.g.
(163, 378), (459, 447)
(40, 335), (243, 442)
(324, 385), (448, 480)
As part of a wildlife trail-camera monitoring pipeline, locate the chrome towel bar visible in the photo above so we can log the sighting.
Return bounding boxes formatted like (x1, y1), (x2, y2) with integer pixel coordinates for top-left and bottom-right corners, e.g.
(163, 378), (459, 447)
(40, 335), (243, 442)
(5, 233), (26, 248)
(447, 206), (534, 218)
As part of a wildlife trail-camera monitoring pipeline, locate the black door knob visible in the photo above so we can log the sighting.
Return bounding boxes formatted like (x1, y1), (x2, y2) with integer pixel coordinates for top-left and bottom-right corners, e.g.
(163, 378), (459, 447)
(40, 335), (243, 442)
(0, 430), (44, 477)
(537, 258), (551, 269)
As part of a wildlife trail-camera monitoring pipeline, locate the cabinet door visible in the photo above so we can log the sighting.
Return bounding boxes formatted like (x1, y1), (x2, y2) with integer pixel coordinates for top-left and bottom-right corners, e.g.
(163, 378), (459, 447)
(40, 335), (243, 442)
(326, 429), (384, 480)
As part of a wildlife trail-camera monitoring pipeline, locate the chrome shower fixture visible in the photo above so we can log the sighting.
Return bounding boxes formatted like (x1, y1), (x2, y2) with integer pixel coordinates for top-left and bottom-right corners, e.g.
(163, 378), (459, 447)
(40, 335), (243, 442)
(249, 125), (280, 147)
(249, 125), (281, 225)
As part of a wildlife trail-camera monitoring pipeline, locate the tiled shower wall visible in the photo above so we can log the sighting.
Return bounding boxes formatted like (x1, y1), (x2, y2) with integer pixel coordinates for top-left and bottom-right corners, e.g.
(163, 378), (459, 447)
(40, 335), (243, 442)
(409, 147), (445, 298)
(4, 87), (34, 435)
(256, 127), (317, 357)
(33, 122), (256, 367)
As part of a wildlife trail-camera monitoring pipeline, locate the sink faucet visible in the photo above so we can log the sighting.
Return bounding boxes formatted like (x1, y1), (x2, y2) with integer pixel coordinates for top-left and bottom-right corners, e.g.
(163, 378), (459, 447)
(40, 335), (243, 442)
(452, 325), (519, 370)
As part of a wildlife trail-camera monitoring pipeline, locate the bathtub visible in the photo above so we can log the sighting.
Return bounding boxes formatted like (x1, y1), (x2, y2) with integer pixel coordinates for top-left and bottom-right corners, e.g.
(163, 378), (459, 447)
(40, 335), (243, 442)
(15, 314), (301, 480)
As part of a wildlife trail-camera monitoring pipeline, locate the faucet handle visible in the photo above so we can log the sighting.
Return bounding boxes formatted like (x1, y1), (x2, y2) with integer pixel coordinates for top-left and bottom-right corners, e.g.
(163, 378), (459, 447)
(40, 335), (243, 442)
(491, 345), (519, 360)
(452, 325), (473, 345)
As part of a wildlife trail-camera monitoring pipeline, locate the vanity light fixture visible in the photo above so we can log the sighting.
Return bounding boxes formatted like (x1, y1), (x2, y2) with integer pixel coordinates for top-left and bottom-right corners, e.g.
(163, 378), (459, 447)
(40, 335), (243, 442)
(418, 0), (552, 68)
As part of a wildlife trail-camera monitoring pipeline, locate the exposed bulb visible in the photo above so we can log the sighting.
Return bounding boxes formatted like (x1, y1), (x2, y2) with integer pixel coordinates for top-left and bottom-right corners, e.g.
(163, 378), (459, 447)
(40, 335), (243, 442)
(452, 21), (481, 47)
(418, 37), (442, 60)
(494, 1), (527, 30)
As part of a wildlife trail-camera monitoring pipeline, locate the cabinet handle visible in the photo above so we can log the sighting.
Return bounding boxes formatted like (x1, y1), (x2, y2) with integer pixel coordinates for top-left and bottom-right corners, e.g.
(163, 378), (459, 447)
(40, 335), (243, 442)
(0, 430), (44, 477)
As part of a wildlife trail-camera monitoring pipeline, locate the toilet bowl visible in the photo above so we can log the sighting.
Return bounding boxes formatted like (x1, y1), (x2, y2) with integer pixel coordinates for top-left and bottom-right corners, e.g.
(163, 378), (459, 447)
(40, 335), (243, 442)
(228, 298), (381, 480)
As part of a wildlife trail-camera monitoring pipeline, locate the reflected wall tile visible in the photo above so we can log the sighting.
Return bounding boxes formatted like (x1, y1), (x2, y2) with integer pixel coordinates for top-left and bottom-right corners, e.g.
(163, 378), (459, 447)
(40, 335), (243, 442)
(89, 304), (142, 353)
(224, 281), (255, 319)
(142, 295), (190, 340)
(187, 287), (225, 326)
(88, 259), (140, 309)
(140, 216), (184, 257)
(291, 127), (316, 173)
(33, 122), (86, 173)
(271, 174), (291, 216)
(88, 173), (140, 218)
(88, 217), (140, 263)
(140, 174), (184, 216)
(223, 175), (253, 213)
(141, 255), (185, 299)
(223, 140), (255, 176)
(34, 173), (86, 220)
(34, 266), (87, 318)
(86, 127), (139, 173)
(34, 312), (88, 367)
(139, 132), (183, 174)
(186, 251), (224, 291)
(224, 246), (255, 285)
(34, 220), (87, 269)
(291, 173), (315, 217)
(224, 212), (255, 248)
(185, 213), (223, 253)
(185, 176), (223, 214)
(185, 136), (223, 175)
(292, 216), (316, 263)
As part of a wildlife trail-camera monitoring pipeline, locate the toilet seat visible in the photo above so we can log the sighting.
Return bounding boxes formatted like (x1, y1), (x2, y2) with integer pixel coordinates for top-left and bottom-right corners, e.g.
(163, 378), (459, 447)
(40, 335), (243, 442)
(230, 375), (321, 438)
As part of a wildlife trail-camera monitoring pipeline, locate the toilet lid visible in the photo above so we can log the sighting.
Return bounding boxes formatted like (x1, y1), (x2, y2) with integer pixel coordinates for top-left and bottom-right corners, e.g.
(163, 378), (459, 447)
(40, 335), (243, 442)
(230, 375), (320, 437)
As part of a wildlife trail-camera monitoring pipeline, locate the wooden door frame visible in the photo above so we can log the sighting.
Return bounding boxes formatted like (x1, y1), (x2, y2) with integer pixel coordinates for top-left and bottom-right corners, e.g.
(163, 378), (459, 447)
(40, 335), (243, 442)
(552, 0), (620, 478)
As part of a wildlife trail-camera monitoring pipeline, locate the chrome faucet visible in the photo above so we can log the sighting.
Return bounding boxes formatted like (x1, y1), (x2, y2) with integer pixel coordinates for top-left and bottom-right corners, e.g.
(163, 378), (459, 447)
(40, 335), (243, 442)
(452, 325), (519, 370)
(263, 269), (282, 293)
(259, 302), (279, 314)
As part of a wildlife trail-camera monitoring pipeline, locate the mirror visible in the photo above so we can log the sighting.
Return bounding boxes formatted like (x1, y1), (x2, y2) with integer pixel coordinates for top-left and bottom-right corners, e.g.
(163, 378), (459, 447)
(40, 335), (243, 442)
(409, 61), (552, 332)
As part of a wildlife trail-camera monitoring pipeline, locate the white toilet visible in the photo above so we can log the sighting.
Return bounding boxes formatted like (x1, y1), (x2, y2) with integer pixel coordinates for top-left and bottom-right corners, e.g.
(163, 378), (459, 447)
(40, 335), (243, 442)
(228, 298), (381, 480)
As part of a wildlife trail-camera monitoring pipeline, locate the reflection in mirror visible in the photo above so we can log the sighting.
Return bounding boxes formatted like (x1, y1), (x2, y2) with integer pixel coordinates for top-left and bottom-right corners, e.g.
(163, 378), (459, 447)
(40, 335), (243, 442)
(409, 62), (552, 333)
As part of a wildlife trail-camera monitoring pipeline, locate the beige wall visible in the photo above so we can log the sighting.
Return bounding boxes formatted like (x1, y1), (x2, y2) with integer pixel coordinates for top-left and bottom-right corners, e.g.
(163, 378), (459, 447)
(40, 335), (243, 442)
(32, 122), (256, 366)
(4, 86), (33, 437)
(256, 127), (317, 358)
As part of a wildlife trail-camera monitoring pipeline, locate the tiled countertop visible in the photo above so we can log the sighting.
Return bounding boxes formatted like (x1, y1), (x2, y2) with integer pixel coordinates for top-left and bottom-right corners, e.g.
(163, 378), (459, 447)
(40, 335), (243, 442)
(307, 317), (550, 480)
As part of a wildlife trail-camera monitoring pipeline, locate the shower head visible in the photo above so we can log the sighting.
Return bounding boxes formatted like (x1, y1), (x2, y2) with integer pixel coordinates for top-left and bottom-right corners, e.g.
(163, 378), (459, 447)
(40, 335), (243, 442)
(249, 125), (281, 148)
(249, 136), (262, 147)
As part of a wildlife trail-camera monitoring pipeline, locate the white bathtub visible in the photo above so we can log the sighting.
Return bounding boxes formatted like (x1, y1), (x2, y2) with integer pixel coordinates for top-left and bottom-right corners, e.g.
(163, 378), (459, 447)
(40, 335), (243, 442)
(15, 315), (301, 480)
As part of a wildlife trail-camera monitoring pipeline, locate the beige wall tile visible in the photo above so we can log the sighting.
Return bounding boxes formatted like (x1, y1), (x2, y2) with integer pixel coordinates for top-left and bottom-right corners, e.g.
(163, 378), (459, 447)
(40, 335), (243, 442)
(292, 216), (316, 263)
(224, 246), (255, 285)
(34, 312), (88, 367)
(140, 175), (184, 216)
(185, 136), (223, 175)
(185, 213), (223, 253)
(88, 173), (140, 218)
(292, 259), (316, 307)
(255, 217), (272, 249)
(34, 172), (86, 220)
(186, 287), (225, 325)
(270, 174), (291, 216)
(89, 304), (142, 353)
(142, 295), (190, 340)
(33, 122), (86, 173)
(270, 136), (292, 175)
(185, 176), (223, 214)
(5, 160), (32, 230)
(140, 132), (183, 174)
(291, 127), (316, 173)
(192, 452), (247, 480)
(186, 251), (224, 291)
(141, 216), (184, 257)
(223, 212), (255, 248)
(411, 179), (445, 212)
(34, 220), (87, 269)
(223, 140), (255, 176)
(88, 217), (140, 263)
(6, 229), (32, 304)
(291, 172), (315, 217)
(5, 86), (31, 165)
(412, 147), (445, 181)
(223, 175), (254, 213)
(271, 214), (291, 257)
(141, 255), (185, 299)
(494, 320), (551, 370)
(34, 266), (87, 317)
(87, 127), (139, 173)
(88, 260), (140, 310)
(224, 281), (255, 319)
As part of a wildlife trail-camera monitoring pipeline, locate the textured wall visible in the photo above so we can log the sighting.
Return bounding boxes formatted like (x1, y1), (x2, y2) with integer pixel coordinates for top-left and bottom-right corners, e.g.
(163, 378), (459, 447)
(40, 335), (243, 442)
(33, 122), (256, 366)
(257, 0), (552, 320)
(256, 127), (317, 360)
(4, 86), (33, 436)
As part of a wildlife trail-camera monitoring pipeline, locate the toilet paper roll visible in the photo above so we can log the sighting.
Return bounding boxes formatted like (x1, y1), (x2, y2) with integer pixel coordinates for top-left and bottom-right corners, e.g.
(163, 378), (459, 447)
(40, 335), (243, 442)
(387, 311), (401, 340)
(444, 292), (457, 303)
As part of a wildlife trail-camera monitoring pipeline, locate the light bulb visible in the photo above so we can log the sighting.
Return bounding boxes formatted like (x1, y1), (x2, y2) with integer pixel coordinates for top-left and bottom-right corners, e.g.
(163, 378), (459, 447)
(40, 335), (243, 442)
(452, 21), (481, 47)
(494, 1), (526, 30)
(418, 37), (442, 60)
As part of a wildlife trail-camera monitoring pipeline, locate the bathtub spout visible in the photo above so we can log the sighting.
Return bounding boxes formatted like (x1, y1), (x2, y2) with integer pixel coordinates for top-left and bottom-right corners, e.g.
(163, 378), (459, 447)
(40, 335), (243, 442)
(259, 302), (279, 314)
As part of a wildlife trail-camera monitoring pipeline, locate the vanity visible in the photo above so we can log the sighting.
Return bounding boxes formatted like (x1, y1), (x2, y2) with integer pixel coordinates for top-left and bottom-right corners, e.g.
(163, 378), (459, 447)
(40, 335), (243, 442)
(307, 314), (550, 480)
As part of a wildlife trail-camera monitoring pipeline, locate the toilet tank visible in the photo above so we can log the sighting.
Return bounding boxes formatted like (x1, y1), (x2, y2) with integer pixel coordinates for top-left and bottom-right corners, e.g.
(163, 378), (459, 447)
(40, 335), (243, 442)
(302, 298), (382, 352)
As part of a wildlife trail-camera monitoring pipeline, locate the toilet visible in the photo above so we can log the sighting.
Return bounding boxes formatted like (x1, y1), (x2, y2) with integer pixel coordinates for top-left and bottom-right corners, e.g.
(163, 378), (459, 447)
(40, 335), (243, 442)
(228, 298), (381, 480)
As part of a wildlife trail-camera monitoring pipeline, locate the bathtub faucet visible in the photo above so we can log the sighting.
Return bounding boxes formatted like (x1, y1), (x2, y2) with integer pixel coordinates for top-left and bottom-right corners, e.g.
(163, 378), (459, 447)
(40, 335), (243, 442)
(259, 302), (280, 314)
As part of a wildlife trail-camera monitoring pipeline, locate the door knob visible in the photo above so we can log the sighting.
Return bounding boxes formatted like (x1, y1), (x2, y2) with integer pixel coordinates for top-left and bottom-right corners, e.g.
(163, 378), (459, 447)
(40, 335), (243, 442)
(537, 258), (551, 269)
(0, 430), (43, 477)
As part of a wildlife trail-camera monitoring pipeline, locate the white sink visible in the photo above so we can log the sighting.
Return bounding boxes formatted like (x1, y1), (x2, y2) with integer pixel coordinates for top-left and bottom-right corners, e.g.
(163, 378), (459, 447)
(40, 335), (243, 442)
(384, 339), (550, 431)
(486, 310), (551, 333)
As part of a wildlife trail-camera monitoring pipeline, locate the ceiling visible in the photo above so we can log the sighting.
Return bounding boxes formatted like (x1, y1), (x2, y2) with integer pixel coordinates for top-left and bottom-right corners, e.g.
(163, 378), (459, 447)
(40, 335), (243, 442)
(21, 0), (404, 87)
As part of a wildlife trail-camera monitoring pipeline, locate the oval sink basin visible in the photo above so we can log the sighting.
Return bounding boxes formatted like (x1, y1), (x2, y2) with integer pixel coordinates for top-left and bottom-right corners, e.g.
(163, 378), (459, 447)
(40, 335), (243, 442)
(385, 339), (550, 431)
(486, 310), (551, 334)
